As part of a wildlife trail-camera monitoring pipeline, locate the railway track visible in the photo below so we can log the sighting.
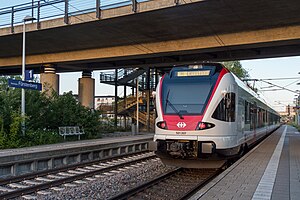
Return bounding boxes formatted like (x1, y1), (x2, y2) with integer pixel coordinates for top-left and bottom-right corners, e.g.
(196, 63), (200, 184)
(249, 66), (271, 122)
(106, 128), (279, 200)
(0, 152), (155, 199)
(109, 167), (222, 200)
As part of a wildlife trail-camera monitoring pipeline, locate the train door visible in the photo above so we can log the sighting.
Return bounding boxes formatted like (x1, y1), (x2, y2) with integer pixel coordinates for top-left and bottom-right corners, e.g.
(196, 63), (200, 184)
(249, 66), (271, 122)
(237, 97), (245, 145)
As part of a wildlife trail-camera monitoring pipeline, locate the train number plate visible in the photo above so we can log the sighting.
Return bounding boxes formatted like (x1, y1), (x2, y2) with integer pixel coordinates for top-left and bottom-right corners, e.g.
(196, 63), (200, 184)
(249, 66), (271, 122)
(176, 132), (186, 135)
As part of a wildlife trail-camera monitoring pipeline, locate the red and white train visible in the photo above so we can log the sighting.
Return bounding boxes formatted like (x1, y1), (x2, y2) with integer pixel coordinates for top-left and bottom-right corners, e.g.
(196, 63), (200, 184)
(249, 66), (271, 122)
(153, 63), (280, 168)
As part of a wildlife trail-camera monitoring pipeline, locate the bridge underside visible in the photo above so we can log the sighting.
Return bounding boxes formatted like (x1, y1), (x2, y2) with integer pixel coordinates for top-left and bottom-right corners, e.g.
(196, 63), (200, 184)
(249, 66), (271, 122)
(0, 0), (300, 74)
(1, 40), (300, 75)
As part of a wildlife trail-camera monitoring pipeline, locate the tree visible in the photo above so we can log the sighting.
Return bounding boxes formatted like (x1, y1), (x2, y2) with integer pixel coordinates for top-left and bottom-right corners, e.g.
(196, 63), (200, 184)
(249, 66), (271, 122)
(222, 61), (249, 79)
(26, 90), (101, 137)
(0, 76), (21, 135)
(0, 76), (102, 148)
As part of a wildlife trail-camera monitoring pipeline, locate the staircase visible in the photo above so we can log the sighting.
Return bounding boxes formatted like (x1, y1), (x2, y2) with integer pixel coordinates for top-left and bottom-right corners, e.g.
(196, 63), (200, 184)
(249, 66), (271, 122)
(99, 67), (158, 131)
(116, 96), (155, 131)
(130, 111), (155, 131)
(117, 95), (139, 115)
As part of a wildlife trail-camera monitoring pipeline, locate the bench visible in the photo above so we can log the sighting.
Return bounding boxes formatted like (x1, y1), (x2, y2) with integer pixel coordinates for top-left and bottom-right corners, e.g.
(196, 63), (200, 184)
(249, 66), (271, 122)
(59, 126), (85, 140)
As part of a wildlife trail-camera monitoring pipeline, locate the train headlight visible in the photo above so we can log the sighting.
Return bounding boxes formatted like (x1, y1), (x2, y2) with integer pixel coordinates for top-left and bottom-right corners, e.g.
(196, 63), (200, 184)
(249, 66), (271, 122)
(196, 122), (215, 130)
(157, 121), (168, 129)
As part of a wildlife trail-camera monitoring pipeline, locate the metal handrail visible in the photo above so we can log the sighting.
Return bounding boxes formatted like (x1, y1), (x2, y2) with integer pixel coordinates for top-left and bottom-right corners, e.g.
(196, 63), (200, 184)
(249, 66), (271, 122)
(100, 68), (134, 82)
(0, 0), (147, 32)
(100, 68), (156, 91)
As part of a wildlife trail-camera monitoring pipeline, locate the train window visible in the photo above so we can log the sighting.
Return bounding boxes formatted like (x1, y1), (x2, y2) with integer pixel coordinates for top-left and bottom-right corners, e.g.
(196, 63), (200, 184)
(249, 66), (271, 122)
(162, 66), (221, 115)
(162, 80), (217, 115)
(258, 108), (265, 128)
(263, 109), (267, 124)
(245, 101), (250, 124)
(250, 103), (257, 130)
(212, 93), (235, 122)
(269, 112), (274, 125)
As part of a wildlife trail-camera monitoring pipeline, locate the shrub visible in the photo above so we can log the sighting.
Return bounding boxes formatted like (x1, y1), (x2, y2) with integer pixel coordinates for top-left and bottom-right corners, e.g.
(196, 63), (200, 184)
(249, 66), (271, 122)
(0, 76), (104, 149)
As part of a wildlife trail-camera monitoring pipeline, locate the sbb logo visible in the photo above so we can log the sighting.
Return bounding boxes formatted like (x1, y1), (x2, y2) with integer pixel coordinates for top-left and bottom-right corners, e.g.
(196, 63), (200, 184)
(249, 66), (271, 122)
(177, 122), (186, 128)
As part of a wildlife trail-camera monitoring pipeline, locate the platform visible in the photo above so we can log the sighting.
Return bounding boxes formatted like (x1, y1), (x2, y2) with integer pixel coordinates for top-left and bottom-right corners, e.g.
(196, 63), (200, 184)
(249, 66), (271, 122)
(190, 125), (300, 200)
(0, 133), (153, 177)
(0, 133), (153, 158)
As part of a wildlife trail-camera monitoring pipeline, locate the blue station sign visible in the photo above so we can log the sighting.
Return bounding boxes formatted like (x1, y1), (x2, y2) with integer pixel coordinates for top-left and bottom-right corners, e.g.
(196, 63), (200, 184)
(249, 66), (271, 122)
(8, 79), (42, 91)
(25, 70), (34, 81)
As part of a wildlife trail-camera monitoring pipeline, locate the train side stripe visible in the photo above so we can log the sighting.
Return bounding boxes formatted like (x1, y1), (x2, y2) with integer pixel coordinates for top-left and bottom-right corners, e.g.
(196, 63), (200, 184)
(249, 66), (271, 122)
(202, 68), (229, 117)
(158, 74), (165, 118)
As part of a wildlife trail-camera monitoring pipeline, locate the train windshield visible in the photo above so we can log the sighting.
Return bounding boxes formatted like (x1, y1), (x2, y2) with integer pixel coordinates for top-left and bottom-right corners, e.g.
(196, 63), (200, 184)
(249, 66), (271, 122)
(162, 68), (219, 115)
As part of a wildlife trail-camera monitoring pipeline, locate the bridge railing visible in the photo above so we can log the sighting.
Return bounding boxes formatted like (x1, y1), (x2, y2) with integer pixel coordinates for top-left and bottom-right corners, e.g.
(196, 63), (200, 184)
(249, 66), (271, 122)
(0, 0), (147, 32)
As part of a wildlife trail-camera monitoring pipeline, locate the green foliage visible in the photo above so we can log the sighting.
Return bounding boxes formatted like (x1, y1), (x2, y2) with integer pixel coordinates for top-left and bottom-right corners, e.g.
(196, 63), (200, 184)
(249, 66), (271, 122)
(21, 130), (63, 147)
(28, 91), (101, 138)
(0, 76), (21, 135)
(0, 116), (5, 148)
(0, 76), (102, 149)
(222, 61), (249, 79)
(8, 112), (22, 148)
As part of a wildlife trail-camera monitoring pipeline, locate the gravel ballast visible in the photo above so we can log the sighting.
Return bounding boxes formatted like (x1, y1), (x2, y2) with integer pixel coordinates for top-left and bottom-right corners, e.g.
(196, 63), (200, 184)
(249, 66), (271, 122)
(39, 159), (174, 200)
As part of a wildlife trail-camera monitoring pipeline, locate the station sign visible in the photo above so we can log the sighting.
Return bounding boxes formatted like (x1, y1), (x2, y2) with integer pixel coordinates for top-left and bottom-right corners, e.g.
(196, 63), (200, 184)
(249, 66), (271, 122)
(25, 70), (34, 81)
(8, 79), (42, 91)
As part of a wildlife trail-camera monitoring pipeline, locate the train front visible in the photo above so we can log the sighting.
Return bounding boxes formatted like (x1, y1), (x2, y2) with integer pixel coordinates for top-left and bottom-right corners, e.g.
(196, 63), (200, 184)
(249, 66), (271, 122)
(153, 64), (235, 168)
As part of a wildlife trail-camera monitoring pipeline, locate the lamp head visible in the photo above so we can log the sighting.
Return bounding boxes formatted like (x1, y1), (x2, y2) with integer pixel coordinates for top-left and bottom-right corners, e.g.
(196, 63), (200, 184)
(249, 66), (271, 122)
(23, 15), (36, 22)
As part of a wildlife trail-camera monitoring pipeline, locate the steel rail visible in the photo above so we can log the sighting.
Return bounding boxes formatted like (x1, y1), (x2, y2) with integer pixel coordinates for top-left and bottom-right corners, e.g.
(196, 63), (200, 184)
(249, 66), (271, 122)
(0, 150), (150, 186)
(108, 168), (182, 200)
(108, 168), (221, 200)
(180, 167), (224, 200)
(0, 153), (156, 199)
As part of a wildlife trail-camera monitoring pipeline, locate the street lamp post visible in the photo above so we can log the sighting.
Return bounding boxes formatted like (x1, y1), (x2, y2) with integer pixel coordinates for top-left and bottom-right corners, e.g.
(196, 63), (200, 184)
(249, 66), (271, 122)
(21, 15), (36, 136)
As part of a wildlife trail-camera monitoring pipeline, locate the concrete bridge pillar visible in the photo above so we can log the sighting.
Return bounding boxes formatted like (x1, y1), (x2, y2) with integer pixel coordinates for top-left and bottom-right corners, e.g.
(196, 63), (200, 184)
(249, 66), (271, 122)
(78, 70), (95, 109)
(40, 65), (59, 95)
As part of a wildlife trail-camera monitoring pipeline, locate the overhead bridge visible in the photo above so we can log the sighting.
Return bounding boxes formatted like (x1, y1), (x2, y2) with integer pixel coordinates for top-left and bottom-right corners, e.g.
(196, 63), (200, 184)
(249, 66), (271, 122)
(0, 0), (300, 74)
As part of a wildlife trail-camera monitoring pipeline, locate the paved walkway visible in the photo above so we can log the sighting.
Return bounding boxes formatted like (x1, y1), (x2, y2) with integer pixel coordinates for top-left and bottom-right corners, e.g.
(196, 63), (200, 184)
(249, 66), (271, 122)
(190, 125), (300, 200)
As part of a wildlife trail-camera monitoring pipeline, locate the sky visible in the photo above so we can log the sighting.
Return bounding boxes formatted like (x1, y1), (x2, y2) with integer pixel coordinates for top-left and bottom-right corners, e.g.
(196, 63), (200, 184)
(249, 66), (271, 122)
(1, 0), (300, 112)
(1, 0), (23, 7)
(241, 57), (300, 111)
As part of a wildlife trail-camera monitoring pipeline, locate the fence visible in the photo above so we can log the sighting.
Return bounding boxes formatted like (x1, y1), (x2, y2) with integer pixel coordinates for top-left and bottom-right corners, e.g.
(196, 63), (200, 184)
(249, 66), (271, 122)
(0, 0), (148, 32)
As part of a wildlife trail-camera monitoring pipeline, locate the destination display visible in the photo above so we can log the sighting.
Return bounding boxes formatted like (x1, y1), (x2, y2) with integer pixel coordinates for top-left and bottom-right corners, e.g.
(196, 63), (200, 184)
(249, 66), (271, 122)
(176, 70), (210, 77)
